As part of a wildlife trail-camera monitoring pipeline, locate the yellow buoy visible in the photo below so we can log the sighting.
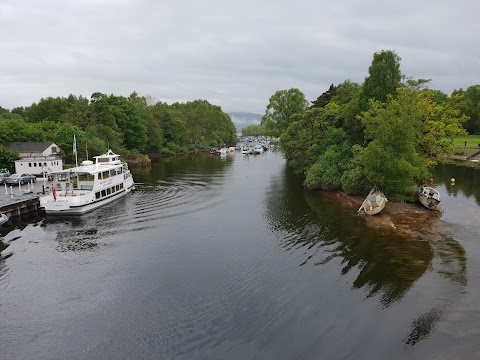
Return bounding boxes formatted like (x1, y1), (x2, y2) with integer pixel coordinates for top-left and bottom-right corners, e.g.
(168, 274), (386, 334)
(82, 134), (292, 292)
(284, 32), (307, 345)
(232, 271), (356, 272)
(450, 178), (455, 185)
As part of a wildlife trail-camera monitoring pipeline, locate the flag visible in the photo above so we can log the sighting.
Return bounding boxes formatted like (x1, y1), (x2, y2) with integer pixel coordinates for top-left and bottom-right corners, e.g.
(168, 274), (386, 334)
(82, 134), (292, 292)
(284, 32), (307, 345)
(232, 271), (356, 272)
(73, 134), (77, 156)
(52, 184), (57, 202)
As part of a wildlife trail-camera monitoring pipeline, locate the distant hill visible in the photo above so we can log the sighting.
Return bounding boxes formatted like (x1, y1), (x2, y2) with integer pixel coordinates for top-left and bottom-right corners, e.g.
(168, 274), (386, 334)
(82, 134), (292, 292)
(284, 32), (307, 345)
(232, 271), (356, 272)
(228, 112), (262, 133)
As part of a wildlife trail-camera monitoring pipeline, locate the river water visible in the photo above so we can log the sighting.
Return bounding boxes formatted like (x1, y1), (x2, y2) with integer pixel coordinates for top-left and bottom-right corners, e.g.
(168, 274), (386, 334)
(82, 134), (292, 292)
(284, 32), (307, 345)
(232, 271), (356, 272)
(1, 152), (479, 359)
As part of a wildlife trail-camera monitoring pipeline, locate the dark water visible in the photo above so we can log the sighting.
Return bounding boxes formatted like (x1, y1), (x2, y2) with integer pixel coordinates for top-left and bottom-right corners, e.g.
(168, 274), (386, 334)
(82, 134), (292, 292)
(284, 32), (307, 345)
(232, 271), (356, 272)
(1, 154), (480, 360)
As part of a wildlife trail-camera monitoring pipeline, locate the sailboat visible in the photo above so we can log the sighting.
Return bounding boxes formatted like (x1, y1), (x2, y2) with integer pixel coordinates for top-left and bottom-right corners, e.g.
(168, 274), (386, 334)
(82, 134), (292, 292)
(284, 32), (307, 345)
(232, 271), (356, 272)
(358, 187), (388, 215)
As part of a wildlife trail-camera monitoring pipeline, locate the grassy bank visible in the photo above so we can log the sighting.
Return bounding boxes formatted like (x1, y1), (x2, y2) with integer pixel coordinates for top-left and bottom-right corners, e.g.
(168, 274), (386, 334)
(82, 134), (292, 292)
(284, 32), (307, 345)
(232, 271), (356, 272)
(453, 135), (480, 147)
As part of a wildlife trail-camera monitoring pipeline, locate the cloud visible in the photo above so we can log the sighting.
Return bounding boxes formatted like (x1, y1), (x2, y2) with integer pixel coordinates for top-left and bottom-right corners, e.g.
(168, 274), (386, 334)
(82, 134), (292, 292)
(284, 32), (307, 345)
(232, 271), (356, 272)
(1, 0), (479, 113)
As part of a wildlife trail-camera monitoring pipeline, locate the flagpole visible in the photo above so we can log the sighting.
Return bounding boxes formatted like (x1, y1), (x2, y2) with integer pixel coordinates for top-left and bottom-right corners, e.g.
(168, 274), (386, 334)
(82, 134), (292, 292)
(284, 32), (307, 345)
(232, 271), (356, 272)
(73, 135), (78, 194)
(74, 134), (78, 168)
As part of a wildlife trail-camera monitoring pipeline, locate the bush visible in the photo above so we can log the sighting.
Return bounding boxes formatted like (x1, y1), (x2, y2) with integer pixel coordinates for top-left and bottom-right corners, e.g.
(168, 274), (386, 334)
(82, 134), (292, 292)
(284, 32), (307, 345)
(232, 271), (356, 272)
(304, 144), (352, 191)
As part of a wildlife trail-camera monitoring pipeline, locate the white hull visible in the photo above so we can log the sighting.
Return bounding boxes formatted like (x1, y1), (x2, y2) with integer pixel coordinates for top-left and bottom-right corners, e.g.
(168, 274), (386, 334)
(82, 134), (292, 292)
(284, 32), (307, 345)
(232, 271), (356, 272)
(418, 185), (443, 211)
(40, 180), (134, 215)
(358, 187), (388, 215)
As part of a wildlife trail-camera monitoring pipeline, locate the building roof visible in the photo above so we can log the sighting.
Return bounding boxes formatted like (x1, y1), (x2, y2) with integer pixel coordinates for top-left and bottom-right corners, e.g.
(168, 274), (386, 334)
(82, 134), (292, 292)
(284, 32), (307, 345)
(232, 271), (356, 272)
(7, 142), (56, 152)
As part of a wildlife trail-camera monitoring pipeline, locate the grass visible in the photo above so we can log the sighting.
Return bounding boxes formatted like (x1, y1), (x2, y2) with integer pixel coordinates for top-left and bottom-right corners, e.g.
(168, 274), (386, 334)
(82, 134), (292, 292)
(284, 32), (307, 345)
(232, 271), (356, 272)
(452, 134), (480, 147)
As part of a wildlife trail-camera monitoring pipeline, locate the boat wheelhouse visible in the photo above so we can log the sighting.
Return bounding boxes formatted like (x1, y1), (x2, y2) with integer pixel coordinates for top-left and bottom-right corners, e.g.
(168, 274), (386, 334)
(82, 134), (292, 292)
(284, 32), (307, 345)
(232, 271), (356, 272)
(39, 150), (134, 215)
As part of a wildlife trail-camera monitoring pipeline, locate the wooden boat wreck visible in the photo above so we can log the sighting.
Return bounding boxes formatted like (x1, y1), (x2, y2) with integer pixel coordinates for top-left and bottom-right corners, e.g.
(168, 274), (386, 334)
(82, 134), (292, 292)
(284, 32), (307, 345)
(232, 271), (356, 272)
(417, 185), (443, 211)
(358, 187), (388, 215)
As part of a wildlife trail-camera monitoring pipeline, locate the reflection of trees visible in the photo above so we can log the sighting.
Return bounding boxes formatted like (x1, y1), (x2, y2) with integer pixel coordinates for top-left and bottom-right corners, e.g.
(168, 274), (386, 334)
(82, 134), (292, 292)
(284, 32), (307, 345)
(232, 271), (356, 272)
(133, 153), (234, 190)
(264, 164), (467, 346)
(265, 165), (432, 308)
(432, 163), (480, 204)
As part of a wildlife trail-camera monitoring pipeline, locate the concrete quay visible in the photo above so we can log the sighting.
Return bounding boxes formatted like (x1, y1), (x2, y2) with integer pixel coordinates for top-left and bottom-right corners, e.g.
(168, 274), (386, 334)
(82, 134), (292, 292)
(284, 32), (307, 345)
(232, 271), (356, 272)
(0, 179), (50, 219)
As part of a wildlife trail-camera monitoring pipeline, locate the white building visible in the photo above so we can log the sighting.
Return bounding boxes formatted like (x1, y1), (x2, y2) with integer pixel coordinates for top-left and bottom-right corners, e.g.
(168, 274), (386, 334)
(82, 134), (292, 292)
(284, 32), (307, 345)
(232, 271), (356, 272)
(7, 142), (63, 176)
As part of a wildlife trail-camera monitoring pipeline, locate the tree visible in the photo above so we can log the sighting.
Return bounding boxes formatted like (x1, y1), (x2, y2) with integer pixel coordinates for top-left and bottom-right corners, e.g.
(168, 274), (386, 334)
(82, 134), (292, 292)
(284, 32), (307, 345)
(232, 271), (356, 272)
(242, 124), (265, 136)
(311, 83), (338, 108)
(27, 97), (73, 123)
(0, 145), (19, 173)
(304, 128), (352, 190)
(261, 88), (308, 137)
(0, 118), (44, 144)
(360, 50), (403, 110)
(451, 85), (480, 134)
(330, 80), (364, 145)
(342, 86), (466, 196)
(280, 105), (340, 175)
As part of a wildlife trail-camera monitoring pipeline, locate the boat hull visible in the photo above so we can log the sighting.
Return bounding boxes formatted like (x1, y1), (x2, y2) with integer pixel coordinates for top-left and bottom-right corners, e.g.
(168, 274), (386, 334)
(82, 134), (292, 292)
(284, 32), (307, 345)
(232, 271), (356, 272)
(363, 199), (386, 215)
(40, 187), (133, 215)
(417, 185), (443, 211)
(40, 179), (134, 215)
(359, 188), (388, 215)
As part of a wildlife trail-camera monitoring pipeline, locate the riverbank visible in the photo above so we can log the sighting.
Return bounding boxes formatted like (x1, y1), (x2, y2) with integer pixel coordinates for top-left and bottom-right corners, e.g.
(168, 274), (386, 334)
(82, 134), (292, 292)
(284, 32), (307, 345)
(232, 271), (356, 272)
(312, 190), (441, 237)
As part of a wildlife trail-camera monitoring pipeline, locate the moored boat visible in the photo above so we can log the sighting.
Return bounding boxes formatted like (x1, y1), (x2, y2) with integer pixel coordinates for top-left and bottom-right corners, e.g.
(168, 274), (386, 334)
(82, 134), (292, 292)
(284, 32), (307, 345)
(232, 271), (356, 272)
(417, 184), (443, 211)
(358, 187), (388, 215)
(0, 213), (9, 226)
(39, 149), (134, 215)
(253, 144), (264, 154)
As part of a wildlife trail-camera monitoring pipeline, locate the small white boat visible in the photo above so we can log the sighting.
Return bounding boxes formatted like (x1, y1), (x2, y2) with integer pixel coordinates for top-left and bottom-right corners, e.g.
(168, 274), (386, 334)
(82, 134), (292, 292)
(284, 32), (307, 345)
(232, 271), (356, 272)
(253, 144), (264, 154)
(0, 213), (9, 226)
(358, 187), (388, 215)
(39, 149), (134, 215)
(418, 185), (443, 211)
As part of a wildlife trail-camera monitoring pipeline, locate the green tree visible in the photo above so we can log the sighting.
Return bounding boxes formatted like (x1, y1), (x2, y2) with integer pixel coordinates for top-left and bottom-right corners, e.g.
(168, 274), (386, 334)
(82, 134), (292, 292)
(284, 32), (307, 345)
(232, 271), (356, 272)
(304, 128), (352, 190)
(0, 118), (44, 144)
(280, 105), (340, 175)
(128, 93), (164, 153)
(311, 83), (338, 108)
(342, 86), (465, 197)
(451, 85), (480, 134)
(262, 88), (308, 137)
(27, 96), (73, 123)
(360, 50), (403, 110)
(0, 145), (19, 173)
(242, 124), (265, 136)
(330, 80), (364, 145)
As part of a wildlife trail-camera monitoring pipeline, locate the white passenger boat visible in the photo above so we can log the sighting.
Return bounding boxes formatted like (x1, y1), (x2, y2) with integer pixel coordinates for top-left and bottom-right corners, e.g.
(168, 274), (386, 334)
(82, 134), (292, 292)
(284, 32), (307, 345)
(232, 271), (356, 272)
(39, 150), (134, 215)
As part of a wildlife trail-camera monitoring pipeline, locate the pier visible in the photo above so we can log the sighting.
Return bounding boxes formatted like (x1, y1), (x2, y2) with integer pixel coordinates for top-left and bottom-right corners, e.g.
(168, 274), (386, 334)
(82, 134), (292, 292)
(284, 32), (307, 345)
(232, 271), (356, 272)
(0, 180), (49, 219)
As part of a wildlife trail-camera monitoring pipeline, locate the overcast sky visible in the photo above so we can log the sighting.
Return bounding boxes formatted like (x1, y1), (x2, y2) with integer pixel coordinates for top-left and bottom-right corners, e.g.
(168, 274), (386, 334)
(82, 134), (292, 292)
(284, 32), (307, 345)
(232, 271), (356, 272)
(1, 0), (479, 114)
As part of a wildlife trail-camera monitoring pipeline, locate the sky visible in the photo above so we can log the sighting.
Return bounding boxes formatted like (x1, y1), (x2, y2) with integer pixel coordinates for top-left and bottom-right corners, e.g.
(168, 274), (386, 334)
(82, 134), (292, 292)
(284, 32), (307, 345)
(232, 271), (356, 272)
(1, 0), (479, 115)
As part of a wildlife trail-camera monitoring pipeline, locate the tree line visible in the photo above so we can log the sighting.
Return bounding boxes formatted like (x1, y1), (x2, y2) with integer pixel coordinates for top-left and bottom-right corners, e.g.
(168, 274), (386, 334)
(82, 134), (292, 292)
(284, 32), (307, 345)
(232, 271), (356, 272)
(0, 93), (237, 170)
(262, 50), (478, 199)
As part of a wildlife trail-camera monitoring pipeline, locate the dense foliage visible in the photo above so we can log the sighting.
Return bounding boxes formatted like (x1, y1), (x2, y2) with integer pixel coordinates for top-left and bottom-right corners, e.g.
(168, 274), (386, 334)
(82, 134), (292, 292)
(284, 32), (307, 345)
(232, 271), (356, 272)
(269, 49), (470, 199)
(0, 93), (237, 168)
(242, 124), (266, 136)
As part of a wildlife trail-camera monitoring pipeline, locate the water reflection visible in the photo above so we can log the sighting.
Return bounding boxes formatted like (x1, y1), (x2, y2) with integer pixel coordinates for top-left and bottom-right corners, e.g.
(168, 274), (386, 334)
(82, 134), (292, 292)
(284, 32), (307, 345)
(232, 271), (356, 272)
(136, 153), (234, 188)
(264, 164), (467, 346)
(432, 162), (480, 204)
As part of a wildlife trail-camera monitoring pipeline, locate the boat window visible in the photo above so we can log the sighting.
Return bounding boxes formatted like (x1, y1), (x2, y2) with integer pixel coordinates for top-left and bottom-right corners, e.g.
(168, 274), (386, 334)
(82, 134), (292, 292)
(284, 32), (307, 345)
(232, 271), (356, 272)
(78, 173), (93, 182)
(103, 171), (110, 179)
(110, 169), (116, 177)
(106, 188), (111, 195)
(95, 192), (101, 199)
(57, 173), (69, 181)
(101, 190), (106, 197)
(97, 158), (109, 163)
